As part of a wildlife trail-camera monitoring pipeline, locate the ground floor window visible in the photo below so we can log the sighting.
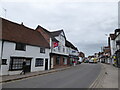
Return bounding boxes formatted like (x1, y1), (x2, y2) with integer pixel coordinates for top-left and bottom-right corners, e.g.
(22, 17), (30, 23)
(9, 57), (24, 71)
(56, 56), (60, 65)
(2, 59), (7, 65)
(35, 58), (44, 67)
(63, 57), (67, 65)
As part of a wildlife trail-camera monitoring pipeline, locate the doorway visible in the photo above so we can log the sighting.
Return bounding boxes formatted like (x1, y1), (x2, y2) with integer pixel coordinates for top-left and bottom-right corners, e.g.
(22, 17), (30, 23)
(25, 58), (31, 72)
(45, 59), (48, 70)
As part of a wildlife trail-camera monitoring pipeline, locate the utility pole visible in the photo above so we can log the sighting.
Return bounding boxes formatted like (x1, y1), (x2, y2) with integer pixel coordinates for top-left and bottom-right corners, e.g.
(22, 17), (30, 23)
(105, 34), (108, 46)
(101, 46), (103, 52)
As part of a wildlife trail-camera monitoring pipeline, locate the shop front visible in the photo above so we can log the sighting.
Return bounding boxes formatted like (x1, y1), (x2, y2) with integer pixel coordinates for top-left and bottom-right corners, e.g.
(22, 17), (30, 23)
(50, 53), (69, 69)
(115, 49), (120, 68)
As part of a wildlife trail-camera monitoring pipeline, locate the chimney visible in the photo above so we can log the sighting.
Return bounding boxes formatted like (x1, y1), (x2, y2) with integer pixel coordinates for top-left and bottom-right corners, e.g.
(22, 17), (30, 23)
(21, 22), (24, 25)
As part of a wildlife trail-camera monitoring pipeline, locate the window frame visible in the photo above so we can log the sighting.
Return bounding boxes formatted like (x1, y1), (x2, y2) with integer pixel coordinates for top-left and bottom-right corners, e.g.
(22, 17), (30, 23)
(15, 43), (26, 51)
(58, 46), (61, 52)
(56, 56), (60, 65)
(63, 57), (67, 65)
(9, 57), (25, 71)
(2, 59), (7, 65)
(40, 47), (45, 53)
(35, 58), (44, 67)
(63, 47), (65, 53)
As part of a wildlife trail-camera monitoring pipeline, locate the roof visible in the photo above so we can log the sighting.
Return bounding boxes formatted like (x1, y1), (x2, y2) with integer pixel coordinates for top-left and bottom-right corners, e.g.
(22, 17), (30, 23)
(36, 25), (59, 42)
(110, 34), (116, 40)
(1, 18), (50, 48)
(65, 40), (78, 51)
(51, 30), (63, 37)
(115, 29), (120, 33)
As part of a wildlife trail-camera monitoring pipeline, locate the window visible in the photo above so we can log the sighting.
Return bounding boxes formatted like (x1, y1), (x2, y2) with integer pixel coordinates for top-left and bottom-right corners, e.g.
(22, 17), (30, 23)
(58, 46), (61, 52)
(35, 58), (44, 67)
(67, 48), (69, 53)
(63, 47), (65, 53)
(63, 57), (67, 65)
(2, 59), (7, 65)
(9, 57), (24, 71)
(56, 56), (60, 65)
(15, 43), (26, 51)
(40, 47), (45, 53)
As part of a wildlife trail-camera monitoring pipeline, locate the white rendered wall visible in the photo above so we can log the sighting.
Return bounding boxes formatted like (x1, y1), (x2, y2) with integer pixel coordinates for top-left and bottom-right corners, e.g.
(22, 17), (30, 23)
(115, 34), (120, 50)
(0, 40), (2, 76)
(52, 33), (69, 56)
(1, 41), (50, 75)
(110, 39), (116, 56)
(118, 1), (120, 28)
(0, 40), (2, 59)
(69, 48), (79, 56)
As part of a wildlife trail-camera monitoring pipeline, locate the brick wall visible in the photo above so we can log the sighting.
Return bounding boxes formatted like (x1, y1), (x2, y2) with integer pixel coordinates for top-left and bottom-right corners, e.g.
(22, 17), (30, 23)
(52, 55), (69, 69)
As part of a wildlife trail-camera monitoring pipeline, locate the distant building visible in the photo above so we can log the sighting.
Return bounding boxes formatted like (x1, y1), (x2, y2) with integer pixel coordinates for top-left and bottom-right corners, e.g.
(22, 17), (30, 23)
(103, 46), (111, 64)
(109, 29), (120, 67)
(78, 52), (85, 62)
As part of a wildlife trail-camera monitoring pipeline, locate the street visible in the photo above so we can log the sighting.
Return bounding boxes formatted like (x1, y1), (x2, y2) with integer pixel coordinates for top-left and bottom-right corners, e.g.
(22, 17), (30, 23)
(3, 63), (101, 88)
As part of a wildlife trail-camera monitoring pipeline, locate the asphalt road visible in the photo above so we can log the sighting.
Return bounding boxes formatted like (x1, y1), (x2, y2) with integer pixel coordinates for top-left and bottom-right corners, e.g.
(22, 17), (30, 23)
(3, 63), (101, 88)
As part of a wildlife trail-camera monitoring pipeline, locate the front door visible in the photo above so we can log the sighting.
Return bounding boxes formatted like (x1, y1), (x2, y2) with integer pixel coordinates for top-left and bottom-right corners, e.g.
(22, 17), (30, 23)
(25, 58), (31, 72)
(45, 59), (48, 70)
(51, 57), (54, 69)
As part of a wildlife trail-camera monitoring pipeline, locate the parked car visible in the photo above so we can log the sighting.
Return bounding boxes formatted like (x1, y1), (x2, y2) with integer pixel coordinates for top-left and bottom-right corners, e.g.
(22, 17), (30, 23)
(93, 58), (98, 63)
(84, 60), (89, 63)
(89, 59), (94, 63)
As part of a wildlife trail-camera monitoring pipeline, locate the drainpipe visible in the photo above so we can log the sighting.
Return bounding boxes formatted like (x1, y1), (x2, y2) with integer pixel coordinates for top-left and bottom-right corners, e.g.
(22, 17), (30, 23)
(1, 40), (4, 65)
(50, 38), (52, 70)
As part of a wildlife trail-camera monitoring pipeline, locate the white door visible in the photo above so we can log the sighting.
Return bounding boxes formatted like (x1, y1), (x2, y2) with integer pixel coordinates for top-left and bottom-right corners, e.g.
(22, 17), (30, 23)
(51, 57), (53, 69)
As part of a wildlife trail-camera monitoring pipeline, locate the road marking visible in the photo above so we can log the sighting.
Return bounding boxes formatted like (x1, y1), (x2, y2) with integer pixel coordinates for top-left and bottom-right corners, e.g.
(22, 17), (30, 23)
(89, 63), (105, 88)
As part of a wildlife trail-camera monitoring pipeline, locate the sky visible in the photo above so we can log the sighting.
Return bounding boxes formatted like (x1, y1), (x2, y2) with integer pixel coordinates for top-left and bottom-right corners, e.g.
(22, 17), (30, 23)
(0, 0), (119, 56)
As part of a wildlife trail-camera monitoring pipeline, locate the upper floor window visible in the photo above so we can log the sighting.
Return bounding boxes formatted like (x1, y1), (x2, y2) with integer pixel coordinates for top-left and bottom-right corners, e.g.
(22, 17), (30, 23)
(67, 48), (69, 53)
(40, 47), (45, 53)
(15, 43), (26, 51)
(58, 46), (61, 52)
(63, 47), (65, 53)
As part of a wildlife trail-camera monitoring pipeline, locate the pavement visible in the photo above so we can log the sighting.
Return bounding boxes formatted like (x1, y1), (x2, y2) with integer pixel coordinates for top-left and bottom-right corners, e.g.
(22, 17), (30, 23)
(101, 63), (118, 88)
(0, 66), (71, 83)
(90, 63), (118, 88)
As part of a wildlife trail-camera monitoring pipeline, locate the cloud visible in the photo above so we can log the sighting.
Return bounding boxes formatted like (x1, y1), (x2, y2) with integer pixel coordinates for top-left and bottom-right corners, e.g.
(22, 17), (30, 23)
(76, 42), (106, 56)
(0, 1), (118, 56)
(1, 0), (119, 3)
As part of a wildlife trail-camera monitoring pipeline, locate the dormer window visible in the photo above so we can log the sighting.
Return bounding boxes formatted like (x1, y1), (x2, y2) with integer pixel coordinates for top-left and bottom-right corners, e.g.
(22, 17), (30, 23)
(15, 43), (26, 51)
